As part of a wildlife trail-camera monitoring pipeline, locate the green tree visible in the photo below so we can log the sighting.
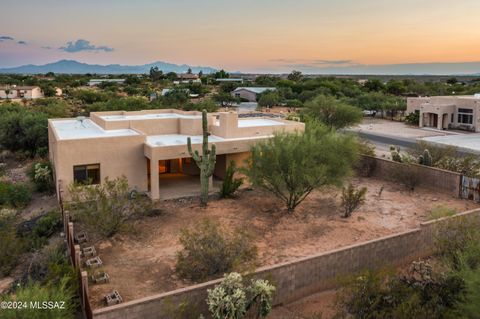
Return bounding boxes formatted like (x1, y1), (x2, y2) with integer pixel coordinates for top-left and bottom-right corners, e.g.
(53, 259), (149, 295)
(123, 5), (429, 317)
(149, 66), (164, 81)
(246, 122), (357, 212)
(302, 95), (363, 130)
(257, 90), (280, 108)
(287, 70), (303, 82)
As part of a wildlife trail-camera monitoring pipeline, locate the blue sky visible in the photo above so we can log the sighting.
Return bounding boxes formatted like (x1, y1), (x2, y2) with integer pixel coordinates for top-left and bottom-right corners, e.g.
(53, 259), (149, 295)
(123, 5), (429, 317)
(1, 0), (480, 73)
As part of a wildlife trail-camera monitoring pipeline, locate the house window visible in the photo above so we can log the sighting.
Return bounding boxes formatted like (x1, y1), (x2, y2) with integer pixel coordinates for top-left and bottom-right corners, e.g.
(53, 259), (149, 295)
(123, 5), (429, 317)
(458, 108), (473, 125)
(73, 164), (100, 184)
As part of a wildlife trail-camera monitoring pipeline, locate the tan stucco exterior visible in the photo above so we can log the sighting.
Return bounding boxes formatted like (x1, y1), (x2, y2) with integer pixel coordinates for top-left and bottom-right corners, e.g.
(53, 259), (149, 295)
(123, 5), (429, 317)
(49, 109), (304, 200)
(407, 96), (480, 131)
(0, 86), (44, 100)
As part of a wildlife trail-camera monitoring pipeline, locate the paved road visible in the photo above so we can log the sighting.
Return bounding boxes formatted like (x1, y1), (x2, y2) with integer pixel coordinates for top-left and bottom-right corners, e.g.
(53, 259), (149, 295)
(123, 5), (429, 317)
(352, 130), (479, 157)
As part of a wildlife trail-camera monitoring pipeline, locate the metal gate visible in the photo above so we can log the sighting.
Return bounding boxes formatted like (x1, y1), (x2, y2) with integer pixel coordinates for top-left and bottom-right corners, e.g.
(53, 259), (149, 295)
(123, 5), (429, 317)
(461, 176), (480, 202)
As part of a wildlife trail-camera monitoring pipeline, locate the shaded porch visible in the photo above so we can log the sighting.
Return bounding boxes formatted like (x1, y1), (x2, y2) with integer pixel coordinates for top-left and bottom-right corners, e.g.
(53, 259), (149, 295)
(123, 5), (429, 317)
(146, 155), (227, 200)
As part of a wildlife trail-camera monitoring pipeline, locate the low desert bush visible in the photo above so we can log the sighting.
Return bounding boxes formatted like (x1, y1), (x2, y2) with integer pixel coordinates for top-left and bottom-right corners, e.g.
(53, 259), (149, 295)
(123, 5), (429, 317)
(206, 272), (275, 319)
(1, 277), (76, 319)
(0, 181), (32, 208)
(340, 184), (367, 218)
(427, 206), (457, 220)
(220, 161), (243, 198)
(67, 176), (152, 238)
(27, 161), (55, 193)
(435, 219), (480, 271)
(176, 219), (258, 282)
(336, 262), (465, 319)
(16, 210), (62, 251)
(0, 209), (25, 276)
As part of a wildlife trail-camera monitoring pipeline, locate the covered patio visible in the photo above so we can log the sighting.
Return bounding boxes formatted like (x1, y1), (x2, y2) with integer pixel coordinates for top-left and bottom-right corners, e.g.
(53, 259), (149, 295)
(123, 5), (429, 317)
(158, 173), (222, 200)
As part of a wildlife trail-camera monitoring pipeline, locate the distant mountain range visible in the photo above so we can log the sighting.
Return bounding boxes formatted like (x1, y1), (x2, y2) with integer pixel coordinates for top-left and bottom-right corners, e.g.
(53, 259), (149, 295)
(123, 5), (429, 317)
(0, 60), (218, 74)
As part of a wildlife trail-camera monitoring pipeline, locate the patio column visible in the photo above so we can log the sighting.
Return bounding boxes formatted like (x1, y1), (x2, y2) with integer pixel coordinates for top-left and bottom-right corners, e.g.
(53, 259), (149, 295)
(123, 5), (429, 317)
(209, 175), (213, 189)
(150, 158), (160, 200)
(419, 110), (424, 128)
(437, 113), (443, 130)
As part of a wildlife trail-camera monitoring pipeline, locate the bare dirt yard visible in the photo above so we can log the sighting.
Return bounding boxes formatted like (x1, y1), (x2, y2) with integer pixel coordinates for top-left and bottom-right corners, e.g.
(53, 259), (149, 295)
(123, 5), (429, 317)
(88, 176), (478, 308)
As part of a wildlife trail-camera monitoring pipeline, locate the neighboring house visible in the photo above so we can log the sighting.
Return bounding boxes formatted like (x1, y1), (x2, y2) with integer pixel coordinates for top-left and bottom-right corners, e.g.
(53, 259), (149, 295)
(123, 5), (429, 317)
(88, 79), (125, 86)
(215, 78), (244, 84)
(231, 87), (276, 102)
(407, 94), (480, 131)
(161, 88), (198, 98)
(0, 85), (44, 100)
(48, 109), (304, 200)
(174, 73), (201, 84)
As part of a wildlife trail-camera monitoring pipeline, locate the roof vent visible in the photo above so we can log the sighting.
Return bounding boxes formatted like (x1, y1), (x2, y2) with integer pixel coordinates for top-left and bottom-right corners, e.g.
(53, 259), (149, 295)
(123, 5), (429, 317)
(76, 116), (87, 128)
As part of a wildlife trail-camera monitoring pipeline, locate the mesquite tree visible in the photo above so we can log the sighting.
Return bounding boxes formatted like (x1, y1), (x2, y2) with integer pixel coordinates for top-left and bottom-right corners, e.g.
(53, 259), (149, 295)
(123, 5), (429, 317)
(187, 109), (216, 206)
(246, 121), (357, 213)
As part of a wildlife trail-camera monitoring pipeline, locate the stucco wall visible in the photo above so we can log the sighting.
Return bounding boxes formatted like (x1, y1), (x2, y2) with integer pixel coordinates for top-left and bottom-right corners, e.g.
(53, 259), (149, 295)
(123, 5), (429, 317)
(53, 134), (148, 199)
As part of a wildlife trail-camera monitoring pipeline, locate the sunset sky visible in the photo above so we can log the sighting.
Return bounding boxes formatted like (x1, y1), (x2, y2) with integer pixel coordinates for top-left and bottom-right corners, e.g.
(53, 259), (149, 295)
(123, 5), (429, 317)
(1, 0), (480, 73)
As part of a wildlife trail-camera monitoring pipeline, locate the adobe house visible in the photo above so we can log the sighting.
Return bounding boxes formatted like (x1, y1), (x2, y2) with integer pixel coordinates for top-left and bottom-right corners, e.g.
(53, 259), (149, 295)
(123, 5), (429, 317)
(48, 109), (304, 200)
(0, 85), (44, 99)
(407, 94), (480, 131)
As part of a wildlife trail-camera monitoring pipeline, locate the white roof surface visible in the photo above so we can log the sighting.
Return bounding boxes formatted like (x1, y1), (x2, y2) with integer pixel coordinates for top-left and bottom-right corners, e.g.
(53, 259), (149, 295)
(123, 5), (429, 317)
(100, 113), (201, 121)
(422, 134), (480, 153)
(51, 119), (139, 140)
(233, 87), (276, 94)
(146, 134), (225, 147)
(237, 119), (284, 127)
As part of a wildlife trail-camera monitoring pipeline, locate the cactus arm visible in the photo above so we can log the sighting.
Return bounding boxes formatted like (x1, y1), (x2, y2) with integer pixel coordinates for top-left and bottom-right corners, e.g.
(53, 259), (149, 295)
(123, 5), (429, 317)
(187, 137), (201, 163)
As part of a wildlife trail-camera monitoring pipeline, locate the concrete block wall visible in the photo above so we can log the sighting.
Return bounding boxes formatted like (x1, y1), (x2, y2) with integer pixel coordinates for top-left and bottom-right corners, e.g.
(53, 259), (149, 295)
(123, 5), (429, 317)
(361, 155), (462, 197)
(92, 208), (480, 319)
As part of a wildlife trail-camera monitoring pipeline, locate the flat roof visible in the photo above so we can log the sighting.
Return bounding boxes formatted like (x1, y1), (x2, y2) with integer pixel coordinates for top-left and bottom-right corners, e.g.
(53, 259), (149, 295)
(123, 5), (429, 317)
(51, 119), (139, 140)
(146, 134), (225, 147)
(145, 133), (272, 147)
(99, 113), (201, 121)
(237, 118), (284, 127)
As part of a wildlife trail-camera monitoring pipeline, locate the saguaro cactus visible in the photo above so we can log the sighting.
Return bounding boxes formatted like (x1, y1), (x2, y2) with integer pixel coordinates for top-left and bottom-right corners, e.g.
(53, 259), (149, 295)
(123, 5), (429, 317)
(187, 109), (217, 206)
(419, 149), (433, 166)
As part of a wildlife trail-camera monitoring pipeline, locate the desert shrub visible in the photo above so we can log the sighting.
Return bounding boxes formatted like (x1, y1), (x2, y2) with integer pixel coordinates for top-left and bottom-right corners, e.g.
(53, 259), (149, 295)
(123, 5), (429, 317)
(435, 220), (480, 271)
(220, 161), (243, 198)
(336, 262), (464, 319)
(413, 141), (457, 165)
(67, 176), (152, 238)
(0, 209), (25, 276)
(436, 155), (480, 178)
(1, 277), (76, 319)
(27, 161), (55, 193)
(15, 210), (62, 251)
(184, 98), (219, 113)
(0, 104), (49, 157)
(341, 184), (367, 218)
(391, 164), (420, 191)
(206, 272), (275, 319)
(427, 206), (457, 220)
(405, 111), (420, 126)
(176, 219), (257, 282)
(0, 181), (32, 208)
(33, 210), (62, 238)
(246, 121), (357, 212)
